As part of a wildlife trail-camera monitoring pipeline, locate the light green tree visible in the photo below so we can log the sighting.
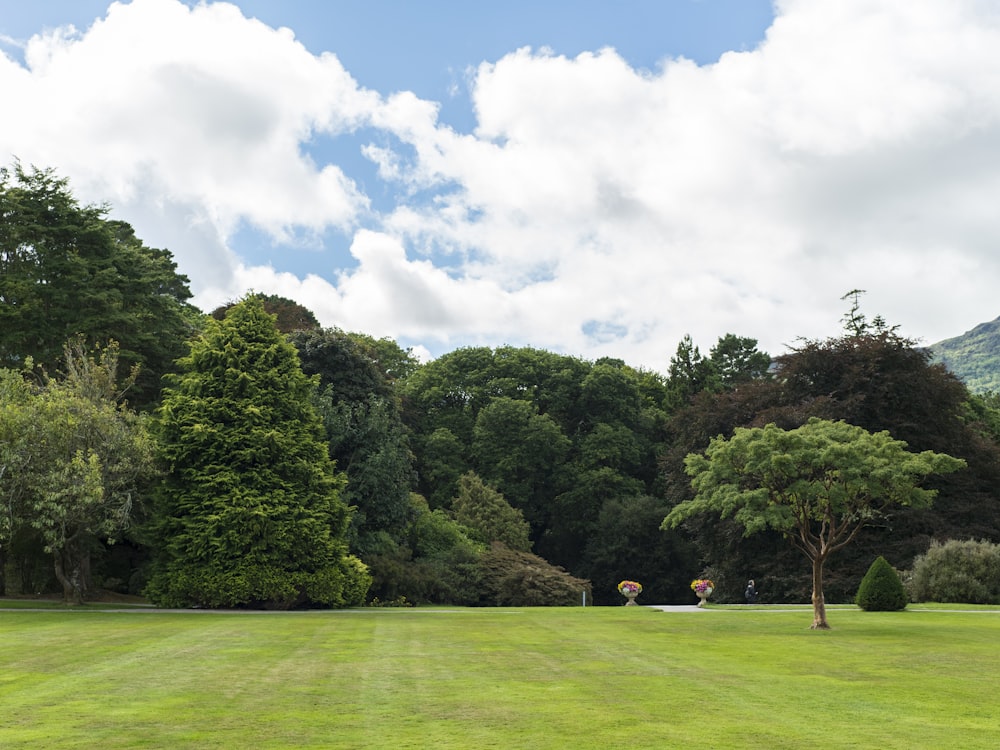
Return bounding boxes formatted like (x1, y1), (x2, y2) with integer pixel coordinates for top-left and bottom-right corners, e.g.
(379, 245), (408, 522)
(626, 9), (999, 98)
(146, 296), (370, 609)
(451, 472), (532, 552)
(663, 418), (965, 629)
(0, 342), (155, 603)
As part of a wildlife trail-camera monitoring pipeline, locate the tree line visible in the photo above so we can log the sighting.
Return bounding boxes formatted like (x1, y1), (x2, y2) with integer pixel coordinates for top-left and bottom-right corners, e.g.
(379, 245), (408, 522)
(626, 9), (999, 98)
(3, 162), (1000, 608)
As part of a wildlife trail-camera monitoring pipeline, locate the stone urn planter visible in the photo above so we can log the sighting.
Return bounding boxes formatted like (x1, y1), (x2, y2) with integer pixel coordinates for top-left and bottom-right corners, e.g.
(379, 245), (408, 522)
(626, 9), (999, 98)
(618, 580), (642, 606)
(690, 579), (715, 607)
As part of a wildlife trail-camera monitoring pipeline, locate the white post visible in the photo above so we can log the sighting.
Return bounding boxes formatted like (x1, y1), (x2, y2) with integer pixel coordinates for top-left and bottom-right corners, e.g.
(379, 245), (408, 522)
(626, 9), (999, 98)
(582, 590), (586, 607)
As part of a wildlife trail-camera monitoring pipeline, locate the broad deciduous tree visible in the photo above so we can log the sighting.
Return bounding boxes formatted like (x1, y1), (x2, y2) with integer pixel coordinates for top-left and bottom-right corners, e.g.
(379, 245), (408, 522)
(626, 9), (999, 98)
(0, 163), (198, 406)
(471, 397), (571, 532)
(0, 341), (155, 603)
(290, 327), (416, 555)
(663, 418), (965, 628)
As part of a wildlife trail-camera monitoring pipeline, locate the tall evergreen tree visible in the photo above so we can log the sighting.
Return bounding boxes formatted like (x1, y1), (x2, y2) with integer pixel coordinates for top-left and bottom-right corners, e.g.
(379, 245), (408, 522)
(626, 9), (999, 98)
(451, 472), (532, 552)
(146, 297), (369, 609)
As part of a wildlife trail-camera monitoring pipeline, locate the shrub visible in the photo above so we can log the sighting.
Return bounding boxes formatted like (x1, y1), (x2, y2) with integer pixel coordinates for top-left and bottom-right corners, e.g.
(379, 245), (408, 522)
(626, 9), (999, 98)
(477, 542), (592, 606)
(367, 494), (484, 605)
(909, 539), (1000, 604)
(365, 544), (483, 606)
(855, 556), (908, 611)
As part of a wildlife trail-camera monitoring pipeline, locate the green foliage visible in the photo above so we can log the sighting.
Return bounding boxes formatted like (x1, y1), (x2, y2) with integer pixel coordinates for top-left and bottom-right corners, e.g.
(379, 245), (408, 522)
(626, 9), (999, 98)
(290, 327), (416, 554)
(665, 418), (965, 627)
(963, 391), (1000, 444)
(477, 542), (592, 606)
(710, 334), (772, 388)
(471, 396), (571, 529)
(669, 419), (965, 540)
(665, 334), (717, 410)
(451, 472), (532, 552)
(401, 345), (675, 593)
(931, 316), (1000, 394)
(909, 539), (1000, 604)
(346, 331), (420, 384)
(659, 307), (1000, 604)
(290, 327), (390, 402)
(211, 293), (320, 333)
(0, 162), (198, 407)
(144, 558), (370, 610)
(418, 427), (468, 508)
(582, 494), (697, 605)
(855, 556), (908, 611)
(315, 392), (415, 545)
(664, 333), (771, 410)
(147, 296), (368, 609)
(361, 493), (483, 606)
(0, 342), (156, 602)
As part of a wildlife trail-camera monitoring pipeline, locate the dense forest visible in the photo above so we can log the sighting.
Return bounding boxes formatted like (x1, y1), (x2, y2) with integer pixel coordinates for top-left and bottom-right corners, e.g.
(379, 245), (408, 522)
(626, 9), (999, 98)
(4, 163), (1000, 607)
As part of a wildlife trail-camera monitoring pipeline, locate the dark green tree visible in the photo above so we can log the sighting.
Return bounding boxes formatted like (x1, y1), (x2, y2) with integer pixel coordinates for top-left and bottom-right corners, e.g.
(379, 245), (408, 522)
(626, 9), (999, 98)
(401, 345), (674, 591)
(418, 427), (468, 509)
(659, 308), (1000, 602)
(709, 334), (772, 388)
(289, 328), (416, 555)
(582, 494), (697, 605)
(471, 397), (571, 532)
(0, 162), (198, 407)
(146, 297), (369, 609)
(664, 334), (717, 411)
(855, 556), (908, 611)
(291, 327), (393, 404)
(665, 418), (964, 628)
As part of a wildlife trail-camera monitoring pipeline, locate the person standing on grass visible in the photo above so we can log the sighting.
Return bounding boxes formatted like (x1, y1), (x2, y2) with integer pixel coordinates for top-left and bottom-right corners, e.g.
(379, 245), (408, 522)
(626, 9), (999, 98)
(745, 579), (757, 604)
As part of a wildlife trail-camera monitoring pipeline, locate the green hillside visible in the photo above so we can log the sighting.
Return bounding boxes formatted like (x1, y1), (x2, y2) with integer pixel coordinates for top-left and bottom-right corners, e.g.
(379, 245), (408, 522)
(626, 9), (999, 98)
(931, 316), (1000, 393)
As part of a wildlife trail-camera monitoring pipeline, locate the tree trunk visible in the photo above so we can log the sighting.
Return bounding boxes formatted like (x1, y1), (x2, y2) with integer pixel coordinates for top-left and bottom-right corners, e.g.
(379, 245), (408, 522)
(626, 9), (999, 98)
(53, 550), (84, 606)
(810, 554), (830, 630)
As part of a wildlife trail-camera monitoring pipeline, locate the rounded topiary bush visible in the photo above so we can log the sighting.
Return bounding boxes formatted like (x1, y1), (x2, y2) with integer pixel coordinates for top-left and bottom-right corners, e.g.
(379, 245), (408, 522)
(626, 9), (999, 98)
(909, 539), (1000, 604)
(855, 556), (908, 611)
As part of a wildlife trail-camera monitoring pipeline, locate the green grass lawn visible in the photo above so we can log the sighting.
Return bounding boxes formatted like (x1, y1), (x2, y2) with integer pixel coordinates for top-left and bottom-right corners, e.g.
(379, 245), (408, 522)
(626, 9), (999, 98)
(1, 604), (998, 749)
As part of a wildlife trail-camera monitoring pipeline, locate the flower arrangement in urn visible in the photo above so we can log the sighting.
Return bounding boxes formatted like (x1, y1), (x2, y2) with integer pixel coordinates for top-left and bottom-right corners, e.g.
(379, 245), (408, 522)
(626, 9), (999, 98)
(690, 579), (714, 606)
(618, 580), (642, 605)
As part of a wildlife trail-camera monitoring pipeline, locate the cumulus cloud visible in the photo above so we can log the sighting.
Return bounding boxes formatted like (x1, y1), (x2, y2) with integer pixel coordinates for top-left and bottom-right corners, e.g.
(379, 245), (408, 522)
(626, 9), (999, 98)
(3, 0), (1000, 371)
(372, 0), (1000, 362)
(1, 0), (376, 284)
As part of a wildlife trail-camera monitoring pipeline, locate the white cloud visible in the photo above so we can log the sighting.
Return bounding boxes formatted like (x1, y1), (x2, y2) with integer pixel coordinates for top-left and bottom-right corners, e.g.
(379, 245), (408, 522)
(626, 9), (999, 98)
(1, 0), (378, 299)
(371, 0), (1000, 362)
(4, 0), (1000, 372)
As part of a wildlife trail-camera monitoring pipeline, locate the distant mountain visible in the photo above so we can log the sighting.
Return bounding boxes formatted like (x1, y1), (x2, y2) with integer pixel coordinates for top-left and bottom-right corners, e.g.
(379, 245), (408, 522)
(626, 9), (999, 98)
(930, 316), (1000, 394)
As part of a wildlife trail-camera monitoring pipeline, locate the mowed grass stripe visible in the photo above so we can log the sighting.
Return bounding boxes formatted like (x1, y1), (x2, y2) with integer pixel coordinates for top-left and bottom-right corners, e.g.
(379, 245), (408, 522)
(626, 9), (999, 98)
(0, 607), (998, 748)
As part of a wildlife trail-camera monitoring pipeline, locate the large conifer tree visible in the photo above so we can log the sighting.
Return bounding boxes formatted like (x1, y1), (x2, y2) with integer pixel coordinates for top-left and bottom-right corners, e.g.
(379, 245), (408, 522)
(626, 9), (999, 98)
(146, 297), (369, 608)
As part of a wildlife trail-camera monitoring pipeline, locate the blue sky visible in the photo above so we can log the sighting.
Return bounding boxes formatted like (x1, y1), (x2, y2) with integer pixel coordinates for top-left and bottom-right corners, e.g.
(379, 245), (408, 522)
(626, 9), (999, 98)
(2, 1), (999, 370)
